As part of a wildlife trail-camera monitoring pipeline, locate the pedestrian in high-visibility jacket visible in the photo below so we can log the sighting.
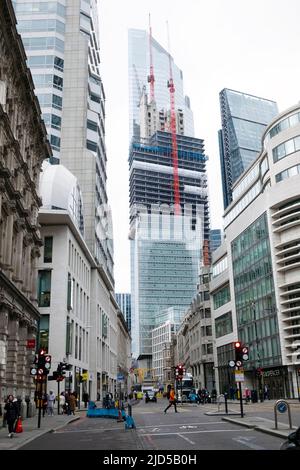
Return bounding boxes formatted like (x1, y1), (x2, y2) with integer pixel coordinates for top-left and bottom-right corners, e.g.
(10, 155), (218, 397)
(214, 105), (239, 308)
(164, 386), (178, 413)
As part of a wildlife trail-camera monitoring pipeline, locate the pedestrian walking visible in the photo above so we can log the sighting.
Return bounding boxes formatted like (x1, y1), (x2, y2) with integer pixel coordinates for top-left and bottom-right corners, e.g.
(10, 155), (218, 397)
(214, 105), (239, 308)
(59, 392), (66, 413)
(83, 392), (89, 408)
(68, 393), (76, 415)
(47, 391), (56, 416)
(4, 395), (19, 438)
(164, 386), (178, 413)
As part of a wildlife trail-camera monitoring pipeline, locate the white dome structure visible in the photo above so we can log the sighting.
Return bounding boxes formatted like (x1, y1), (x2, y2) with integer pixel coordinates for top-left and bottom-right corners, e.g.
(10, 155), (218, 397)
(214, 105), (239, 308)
(39, 162), (84, 236)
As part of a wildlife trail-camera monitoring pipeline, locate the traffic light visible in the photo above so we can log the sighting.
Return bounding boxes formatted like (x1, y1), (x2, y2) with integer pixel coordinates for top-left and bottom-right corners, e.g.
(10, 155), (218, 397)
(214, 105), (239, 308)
(233, 341), (249, 366)
(37, 351), (51, 375)
(234, 342), (243, 366)
(176, 364), (184, 379)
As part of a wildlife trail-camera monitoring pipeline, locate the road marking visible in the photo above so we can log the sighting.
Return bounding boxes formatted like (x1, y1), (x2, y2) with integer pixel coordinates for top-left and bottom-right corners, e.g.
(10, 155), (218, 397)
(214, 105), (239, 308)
(55, 426), (125, 434)
(232, 437), (265, 450)
(178, 434), (196, 445)
(141, 429), (252, 437)
(137, 421), (224, 429)
(179, 425), (197, 429)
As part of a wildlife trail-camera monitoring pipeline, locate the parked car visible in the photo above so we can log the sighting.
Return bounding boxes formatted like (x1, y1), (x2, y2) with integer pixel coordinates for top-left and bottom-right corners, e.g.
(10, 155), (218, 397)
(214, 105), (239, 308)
(145, 390), (157, 403)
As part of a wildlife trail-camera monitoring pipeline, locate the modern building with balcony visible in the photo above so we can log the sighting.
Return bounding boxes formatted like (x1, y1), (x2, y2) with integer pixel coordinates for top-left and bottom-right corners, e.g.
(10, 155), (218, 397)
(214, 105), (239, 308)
(211, 103), (300, 399)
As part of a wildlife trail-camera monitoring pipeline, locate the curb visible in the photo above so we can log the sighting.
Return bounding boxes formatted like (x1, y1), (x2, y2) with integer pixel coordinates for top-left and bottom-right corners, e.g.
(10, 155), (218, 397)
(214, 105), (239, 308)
(255, 426), (297, 439)
(222, 417), (256, 429)
(12, 416), (81, 450)
(222, 416), (297, 438)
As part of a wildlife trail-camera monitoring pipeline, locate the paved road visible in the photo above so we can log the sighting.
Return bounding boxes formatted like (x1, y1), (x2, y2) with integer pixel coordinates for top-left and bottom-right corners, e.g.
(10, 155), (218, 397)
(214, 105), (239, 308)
(19, 399), (287, 450)
(134, 401), (285, 450)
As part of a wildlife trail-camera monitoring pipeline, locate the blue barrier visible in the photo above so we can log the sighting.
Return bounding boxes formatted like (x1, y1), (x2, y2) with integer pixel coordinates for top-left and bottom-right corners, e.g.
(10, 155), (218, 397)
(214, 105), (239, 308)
(87, 407), (126, 419)
(125, 415), (135, 429)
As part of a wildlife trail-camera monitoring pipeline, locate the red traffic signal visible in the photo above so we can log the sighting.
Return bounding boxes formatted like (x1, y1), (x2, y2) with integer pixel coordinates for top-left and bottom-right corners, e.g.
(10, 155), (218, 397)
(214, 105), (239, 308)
(234, 342), (241, 349)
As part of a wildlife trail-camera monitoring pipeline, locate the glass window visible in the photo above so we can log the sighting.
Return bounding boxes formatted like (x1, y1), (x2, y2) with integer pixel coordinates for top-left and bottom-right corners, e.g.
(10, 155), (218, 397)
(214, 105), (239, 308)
(213, 285), (231, 309)
(215, 312), (233, 338)
(44, 236), (53, 263)
(53, 75), (63, 90)
(87, 120), (98, 132)
(54, 56), (64, 71)
(38, 270), (51, 307)
(18, 19), (65, 34)
(52, 94), (62, 110)
(50, 134), (61, 150)
(51, 114), (61, 130)
(87, 140), (97, 152)
(39, 315), (49, 351)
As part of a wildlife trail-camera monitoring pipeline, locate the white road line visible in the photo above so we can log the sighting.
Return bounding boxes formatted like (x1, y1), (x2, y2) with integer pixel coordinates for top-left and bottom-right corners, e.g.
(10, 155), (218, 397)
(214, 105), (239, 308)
(55, 427), (125, 434)
(232, 437), (265, 450)
(178, 434), (196, 445)
(141, 429), (252, 437)
(137, 421), (224, 429)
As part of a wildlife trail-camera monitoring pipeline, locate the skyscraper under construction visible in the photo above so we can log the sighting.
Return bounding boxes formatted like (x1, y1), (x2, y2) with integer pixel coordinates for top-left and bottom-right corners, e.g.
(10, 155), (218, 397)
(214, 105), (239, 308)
(128, 28), (209, 368)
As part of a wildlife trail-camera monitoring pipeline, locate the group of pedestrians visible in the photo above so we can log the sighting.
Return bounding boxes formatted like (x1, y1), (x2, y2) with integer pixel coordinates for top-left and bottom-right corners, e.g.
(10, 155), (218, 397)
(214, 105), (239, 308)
(39, 390), (79, 416)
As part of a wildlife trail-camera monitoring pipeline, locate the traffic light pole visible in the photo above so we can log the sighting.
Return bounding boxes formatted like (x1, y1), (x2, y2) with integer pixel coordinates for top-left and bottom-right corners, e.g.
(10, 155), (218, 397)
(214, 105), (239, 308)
(238, 381), (244, 418)
(37, 377), (44, 429)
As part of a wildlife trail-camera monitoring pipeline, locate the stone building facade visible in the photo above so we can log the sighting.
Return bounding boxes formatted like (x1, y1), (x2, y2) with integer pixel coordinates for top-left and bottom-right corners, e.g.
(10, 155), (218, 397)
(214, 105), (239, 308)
(0, 1), (51, 403)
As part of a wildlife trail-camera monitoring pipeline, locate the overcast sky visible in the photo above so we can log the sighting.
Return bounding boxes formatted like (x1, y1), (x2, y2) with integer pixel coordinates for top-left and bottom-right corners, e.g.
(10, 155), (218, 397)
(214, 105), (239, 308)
(100, 0), (300, 292)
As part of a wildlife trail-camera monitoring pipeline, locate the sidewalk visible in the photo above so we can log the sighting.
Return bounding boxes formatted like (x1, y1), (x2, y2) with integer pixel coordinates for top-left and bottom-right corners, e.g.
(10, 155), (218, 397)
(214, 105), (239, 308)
(0, 411), (83, 450)
(222, 415), (297, 439)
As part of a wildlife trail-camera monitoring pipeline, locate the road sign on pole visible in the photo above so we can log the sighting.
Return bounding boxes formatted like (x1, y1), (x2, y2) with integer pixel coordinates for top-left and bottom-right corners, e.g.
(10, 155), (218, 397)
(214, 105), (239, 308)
(235, 370), (245, 382)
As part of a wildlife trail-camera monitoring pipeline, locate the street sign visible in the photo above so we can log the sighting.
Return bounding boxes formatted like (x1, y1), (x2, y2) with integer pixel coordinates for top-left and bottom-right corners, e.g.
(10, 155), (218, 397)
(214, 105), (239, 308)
(30, 367), (37, 376)
(236, 361), (242, 367)
(27, 339), (36, 349)
(235, 370), (245, 382)
(228, 360), (236, 368)
(81, 372), (89, 381)
(242, 347), (249, 361)
(277, 401), (288, 414)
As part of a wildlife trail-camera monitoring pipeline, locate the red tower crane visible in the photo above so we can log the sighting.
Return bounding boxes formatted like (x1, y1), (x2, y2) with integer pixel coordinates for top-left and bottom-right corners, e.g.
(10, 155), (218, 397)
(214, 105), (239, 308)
(147, 13), (155, 103)
(167, 23), (181, 215)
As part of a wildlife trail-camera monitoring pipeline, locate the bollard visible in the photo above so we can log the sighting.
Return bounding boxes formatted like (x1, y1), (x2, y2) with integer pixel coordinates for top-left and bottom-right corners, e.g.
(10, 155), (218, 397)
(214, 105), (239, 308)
(224, 393), (228, 414)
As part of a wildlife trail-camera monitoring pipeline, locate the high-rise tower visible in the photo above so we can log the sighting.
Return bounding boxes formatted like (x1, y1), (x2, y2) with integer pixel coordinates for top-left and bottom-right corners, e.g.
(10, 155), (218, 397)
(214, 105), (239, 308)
(219, 88), (278, 208)
(128, 28), (194, 140)
(14, 0), (114, 284)
(128, 28), (209, 364)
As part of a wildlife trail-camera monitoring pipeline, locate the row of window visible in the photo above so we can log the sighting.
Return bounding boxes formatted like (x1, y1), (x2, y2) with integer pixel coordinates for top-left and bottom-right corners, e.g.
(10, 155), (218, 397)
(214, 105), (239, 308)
(266, 111), (300, 141)
(273, 135), (300, 162)
(215, 312), (233, 338)
(213, 285), (231, 310)
(212, 255), (228, 278)
(28, 55), (64, 72)
(224, 181), (261, 228)
(43, 113), (61, 130)
(37, 93), (62, 110)
(14, 2), (65, 16)
(33, 74), (63, 91)
(68, 240), (90, 289)
(18, 19), (65, 34)
(23, 36), (64, 52)
(276, 163), (300, 183)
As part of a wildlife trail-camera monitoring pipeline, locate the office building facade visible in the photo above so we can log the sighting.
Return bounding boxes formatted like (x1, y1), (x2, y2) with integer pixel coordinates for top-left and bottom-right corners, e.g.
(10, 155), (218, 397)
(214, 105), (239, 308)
(218, 88), (278, 208)
(211, 103), (300, 398)
(14, 0), (114, 285)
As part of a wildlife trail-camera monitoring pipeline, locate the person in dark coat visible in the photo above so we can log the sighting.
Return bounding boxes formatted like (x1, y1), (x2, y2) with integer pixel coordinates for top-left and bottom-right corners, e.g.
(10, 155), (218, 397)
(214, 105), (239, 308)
(4, 395), (19, 438)
(83, 392), (89, 408)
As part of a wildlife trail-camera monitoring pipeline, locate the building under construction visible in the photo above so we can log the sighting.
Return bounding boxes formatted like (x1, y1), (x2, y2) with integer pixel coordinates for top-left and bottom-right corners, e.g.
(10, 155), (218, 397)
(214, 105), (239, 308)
(128, 23), (210, 376)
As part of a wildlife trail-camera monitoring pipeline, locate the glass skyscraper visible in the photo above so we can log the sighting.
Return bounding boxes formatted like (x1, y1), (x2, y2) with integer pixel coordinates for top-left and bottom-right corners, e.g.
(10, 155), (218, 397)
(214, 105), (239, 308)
(128, 28), (194, 139)
(116, 293), (132, 332)
(218, 88), (278, 208)
(14, 0), (114, 284)
(129, 131), (209, 360)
